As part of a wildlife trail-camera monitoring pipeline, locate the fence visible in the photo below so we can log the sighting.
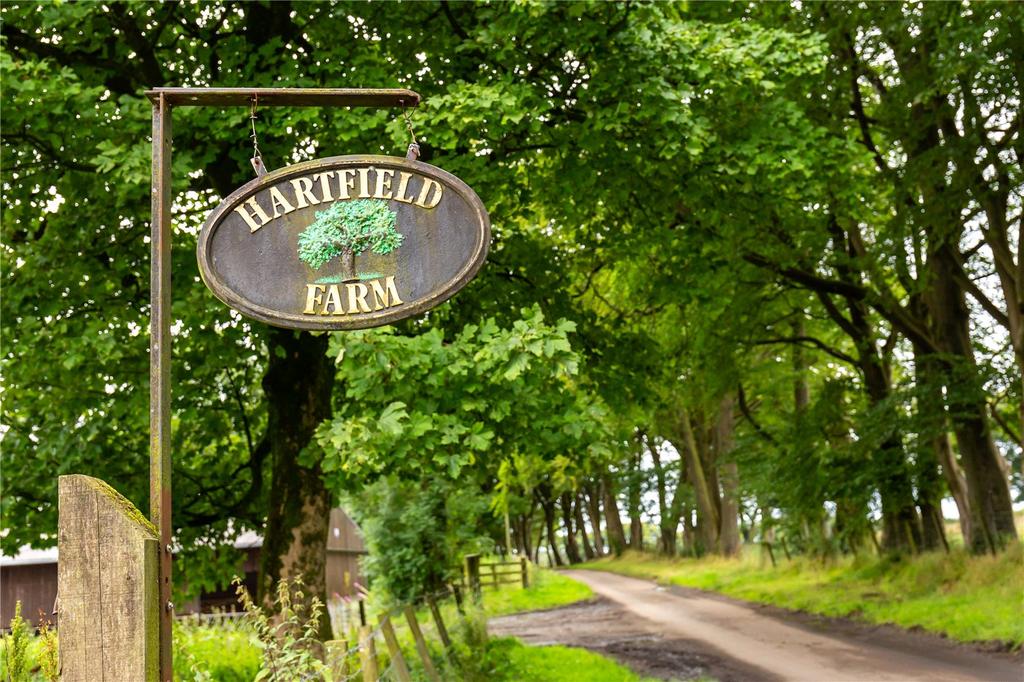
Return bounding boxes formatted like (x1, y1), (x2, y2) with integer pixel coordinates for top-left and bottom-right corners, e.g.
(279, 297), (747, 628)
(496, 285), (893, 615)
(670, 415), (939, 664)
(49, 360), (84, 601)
(321, 556), (530, 681)
(462, 554), (529, 598)
(321, 584), (463, 682)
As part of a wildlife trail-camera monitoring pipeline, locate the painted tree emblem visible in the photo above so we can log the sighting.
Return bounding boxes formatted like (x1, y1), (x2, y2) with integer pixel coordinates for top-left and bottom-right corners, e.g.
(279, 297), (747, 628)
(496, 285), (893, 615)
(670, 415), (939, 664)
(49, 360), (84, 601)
(297, 199), (403, 281)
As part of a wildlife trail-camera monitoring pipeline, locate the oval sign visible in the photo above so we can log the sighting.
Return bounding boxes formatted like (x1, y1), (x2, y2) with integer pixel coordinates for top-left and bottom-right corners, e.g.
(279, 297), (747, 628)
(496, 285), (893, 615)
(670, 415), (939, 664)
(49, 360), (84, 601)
(198, 155), (490, 330)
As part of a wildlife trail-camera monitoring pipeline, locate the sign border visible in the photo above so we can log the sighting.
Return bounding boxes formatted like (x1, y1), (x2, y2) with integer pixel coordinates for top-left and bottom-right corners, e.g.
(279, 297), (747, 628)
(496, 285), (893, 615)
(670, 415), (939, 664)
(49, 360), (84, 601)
(197, 154), (490, 330)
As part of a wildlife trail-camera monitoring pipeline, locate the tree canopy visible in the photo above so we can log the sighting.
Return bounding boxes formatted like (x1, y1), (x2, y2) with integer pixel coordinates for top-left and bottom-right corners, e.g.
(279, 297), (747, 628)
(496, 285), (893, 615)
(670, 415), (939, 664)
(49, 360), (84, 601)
(1, 0), (1020, 618)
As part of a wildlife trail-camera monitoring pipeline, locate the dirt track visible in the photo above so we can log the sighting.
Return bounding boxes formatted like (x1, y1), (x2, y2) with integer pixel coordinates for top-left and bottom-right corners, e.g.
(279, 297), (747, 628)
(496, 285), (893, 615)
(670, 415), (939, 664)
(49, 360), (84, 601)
(488, 570), (1023, 682)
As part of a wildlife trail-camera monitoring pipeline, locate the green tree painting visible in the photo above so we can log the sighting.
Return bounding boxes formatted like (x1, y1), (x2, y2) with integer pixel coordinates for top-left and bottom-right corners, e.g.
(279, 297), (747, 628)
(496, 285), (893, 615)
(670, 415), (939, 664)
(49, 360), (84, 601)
(297, 199), (402, 282)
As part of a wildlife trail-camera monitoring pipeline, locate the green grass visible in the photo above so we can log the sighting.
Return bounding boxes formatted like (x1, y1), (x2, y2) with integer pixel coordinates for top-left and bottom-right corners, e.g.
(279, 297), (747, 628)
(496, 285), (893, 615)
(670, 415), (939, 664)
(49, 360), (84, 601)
(482, 565), (594, 617)
(173, 618), (260, 682)
(579, 543), (1024, 647)
(484, 637), (661, 682)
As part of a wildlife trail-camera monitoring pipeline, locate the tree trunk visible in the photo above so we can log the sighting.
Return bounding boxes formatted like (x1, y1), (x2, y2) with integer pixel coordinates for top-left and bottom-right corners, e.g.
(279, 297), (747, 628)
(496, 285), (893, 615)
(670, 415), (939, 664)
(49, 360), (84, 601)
(819, 274), (921, 554)
(676, 407), (719, 553)
(560, 492), (583, 564)
(626, 449), (644, 551)
(540, 493), (565, 566)
(682, 503), (696, 556)
(259, 328), (334, 640)
(914, 342), (972, 544)
(648, 437), (680, 555)
(585, 483), (605, 556)
(341, 246), (356, 281)
(928, 244), (1017, 553)
(601, 473), (627, 555)
(574, 494), (596, 561)
(717, 396), (741, 557)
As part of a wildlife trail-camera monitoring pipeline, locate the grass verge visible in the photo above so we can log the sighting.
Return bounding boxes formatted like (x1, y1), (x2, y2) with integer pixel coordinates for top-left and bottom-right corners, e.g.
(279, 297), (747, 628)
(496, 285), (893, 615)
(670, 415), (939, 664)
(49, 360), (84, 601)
(579, 544), (1024, 648)
(483, 564), (594, 617)
(482, 636), (662, 682)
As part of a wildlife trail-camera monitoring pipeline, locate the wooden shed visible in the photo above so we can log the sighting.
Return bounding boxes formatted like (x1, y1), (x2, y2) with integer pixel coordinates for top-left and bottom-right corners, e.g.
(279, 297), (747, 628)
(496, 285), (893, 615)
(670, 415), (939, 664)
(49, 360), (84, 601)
(0, 547), (58, 628)
(326, 508), (368, 598)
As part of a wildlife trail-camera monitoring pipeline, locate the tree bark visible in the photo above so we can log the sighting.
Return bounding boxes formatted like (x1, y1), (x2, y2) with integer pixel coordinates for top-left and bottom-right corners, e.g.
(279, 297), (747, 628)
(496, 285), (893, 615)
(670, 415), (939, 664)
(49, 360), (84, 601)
(259, 328), (334, 639)
(574, 494), (596, 561)
(648, 437), (681, 555)
(560, 492), (584, 564)
(539, 492), (565, 566)
(625, 446), (644, 551)
(928, 244), (1017, 553)
(601, 473), (627, 555)
(585, 482), (605, 556)
(675, 407), (719, 554)
(682, 502), (696, 556)
(716, 395), (741, 556)
(341, 247), (356, 281)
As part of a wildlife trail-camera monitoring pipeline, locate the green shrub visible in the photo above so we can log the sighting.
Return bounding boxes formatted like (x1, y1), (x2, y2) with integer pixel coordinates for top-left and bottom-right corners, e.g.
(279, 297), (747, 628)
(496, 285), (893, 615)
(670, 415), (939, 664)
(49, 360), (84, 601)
(2, 601), (30, 682)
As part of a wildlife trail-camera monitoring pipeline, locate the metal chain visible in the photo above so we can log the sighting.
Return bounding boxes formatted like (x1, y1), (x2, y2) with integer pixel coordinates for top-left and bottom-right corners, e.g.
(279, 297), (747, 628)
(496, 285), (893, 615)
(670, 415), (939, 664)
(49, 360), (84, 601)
(401, 99), (420, 161)
(249, 94), (267, 176)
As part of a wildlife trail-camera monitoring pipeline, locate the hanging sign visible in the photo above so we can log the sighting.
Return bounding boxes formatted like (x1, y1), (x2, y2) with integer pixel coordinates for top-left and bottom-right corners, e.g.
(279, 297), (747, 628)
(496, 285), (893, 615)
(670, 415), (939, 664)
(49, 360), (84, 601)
(197, 155), (490, 330)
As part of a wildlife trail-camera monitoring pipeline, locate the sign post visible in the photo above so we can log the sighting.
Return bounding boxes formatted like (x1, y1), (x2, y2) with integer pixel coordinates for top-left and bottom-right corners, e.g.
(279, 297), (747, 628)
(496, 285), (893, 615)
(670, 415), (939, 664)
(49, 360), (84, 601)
(145, 87), (433, 682)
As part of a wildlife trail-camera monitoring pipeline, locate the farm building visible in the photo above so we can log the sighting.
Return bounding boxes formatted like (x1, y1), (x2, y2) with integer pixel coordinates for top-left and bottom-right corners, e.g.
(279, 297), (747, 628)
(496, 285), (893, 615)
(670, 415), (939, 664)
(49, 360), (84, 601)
(1, 507), (367, 628)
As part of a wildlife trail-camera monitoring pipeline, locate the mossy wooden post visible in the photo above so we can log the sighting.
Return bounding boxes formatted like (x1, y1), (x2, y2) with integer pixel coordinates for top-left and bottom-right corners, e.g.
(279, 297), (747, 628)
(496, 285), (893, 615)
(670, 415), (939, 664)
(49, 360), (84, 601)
(426, 595), (451, 648)
(464, 554), (482, 601)
(358, 625), (378, 682)
(379, 615), (413, 682)
(403, 605), (441, 682)
(520, 556), (529, 588)
(325, 639), (349, 679)
(58, 475), (160, 681)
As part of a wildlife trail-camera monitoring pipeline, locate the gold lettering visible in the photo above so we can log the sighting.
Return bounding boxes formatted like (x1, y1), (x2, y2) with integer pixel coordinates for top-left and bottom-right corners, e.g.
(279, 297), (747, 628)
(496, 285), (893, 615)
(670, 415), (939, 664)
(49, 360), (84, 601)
(322, 285), (344, 315)
(234, 196), (272, 232)
(394, 172), (415, 204)
(357, 168), (372, 198)
(303, 284), (326, 314)
(269, 186), (296, 218)
(346, 282), (371, 313)
(370, 276), (403, 310)
(313, 172), (335, 201)
(415, 178), (443, 209)
(374, 168), (395, 199)
(290, 177), (321, 209)
(337, 169), (357, 200)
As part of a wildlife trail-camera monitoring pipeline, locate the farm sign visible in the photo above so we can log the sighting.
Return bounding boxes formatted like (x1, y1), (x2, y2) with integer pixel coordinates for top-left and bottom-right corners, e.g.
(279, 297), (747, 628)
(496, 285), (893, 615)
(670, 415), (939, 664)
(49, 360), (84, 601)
(198, 155), (490, 330)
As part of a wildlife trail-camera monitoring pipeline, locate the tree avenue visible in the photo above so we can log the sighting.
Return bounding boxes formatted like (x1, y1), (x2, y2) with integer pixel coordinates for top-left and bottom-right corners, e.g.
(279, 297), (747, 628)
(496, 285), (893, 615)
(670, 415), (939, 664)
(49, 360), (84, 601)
(1, 0), (1019, 638)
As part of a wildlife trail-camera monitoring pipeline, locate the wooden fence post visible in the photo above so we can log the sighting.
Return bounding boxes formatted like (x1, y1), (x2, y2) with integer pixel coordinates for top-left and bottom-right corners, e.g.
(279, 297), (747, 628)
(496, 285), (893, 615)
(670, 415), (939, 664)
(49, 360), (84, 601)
(404, 606), (441, 682)
(58, 475), (160, 681)
(325, 639), (349, 680)
(451, 584), (465, 614)
(427, 596), (451, 648)
(379, 615), (413, 682)
(520, 556), (529, 588)
(358, 625), (378, 682)
(464, 554), (481, 600)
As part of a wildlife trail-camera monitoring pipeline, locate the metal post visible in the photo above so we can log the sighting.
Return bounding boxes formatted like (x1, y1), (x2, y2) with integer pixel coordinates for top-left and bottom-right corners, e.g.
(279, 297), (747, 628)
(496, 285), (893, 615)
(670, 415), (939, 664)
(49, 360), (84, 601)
(150, 92), (173, 682)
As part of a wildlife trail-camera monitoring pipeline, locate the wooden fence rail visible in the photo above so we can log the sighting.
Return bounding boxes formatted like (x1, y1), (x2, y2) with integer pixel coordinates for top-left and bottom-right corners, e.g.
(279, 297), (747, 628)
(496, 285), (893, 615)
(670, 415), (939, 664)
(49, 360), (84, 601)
(463, 554), (529, 599)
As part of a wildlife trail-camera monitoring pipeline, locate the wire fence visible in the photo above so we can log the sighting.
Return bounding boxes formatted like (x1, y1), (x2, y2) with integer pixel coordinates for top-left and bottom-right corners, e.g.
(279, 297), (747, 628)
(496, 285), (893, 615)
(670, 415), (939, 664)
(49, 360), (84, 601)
(320, 576), (500, 682)
(176, 555), (530, 681)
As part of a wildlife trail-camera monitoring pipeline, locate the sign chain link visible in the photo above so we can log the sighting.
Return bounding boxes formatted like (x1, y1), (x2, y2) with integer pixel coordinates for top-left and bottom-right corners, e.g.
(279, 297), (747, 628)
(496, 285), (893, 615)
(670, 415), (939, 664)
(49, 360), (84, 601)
(401, 99), (420, 161)
(250, 94), (267, 176)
